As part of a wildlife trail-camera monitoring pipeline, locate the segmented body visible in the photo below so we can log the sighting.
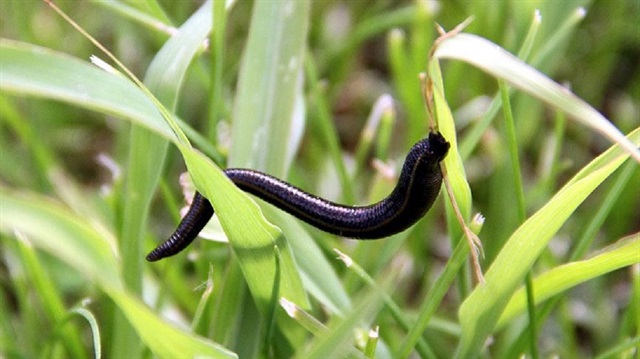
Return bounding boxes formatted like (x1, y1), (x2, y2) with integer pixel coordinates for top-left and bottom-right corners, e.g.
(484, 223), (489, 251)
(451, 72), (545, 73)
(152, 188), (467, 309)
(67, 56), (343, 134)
(146, 132), (449, 262)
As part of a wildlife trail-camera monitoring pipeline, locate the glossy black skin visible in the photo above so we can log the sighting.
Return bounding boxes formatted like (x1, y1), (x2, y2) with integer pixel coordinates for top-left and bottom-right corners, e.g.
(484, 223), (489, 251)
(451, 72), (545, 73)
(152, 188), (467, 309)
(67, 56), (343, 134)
(146, 132), (450, 262)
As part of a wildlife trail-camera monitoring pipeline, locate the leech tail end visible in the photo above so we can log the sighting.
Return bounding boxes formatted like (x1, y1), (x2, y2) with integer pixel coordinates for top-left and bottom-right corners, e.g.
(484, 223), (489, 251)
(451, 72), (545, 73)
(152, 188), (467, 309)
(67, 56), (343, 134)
(146, 192), (214, 262)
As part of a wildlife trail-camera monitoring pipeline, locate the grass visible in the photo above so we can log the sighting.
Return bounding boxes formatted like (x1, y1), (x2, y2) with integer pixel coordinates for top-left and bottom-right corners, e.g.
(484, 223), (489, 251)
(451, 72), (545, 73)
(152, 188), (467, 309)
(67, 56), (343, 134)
(1, 0), (639, 358)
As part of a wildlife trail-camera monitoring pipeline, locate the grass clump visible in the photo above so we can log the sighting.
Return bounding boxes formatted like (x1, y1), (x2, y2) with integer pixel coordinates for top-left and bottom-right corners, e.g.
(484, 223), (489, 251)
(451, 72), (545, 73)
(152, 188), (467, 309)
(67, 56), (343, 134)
(1, 1), (638, 358)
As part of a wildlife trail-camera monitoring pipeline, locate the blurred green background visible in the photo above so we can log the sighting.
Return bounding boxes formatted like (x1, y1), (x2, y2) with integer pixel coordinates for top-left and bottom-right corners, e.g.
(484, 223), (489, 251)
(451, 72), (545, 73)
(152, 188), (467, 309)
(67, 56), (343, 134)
(1, 0), (638, 358)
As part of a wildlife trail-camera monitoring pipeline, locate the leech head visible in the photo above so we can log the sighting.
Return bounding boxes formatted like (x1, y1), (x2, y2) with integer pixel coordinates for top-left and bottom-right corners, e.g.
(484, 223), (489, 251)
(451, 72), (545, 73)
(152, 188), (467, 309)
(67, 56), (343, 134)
(412, 132), (450, 170)
(427, 132), (450, 162)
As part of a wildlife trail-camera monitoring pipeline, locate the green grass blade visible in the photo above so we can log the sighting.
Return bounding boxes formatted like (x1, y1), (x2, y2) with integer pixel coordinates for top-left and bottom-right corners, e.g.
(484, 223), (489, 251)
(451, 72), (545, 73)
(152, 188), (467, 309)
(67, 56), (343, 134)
(210, 261), (246, 345)
(280, 298), (328, 336)
(304, 54), (355, 203)
(107, 288), (237, 358)
(0, 187), (237, 358)
(92, 0), (176, 35)
(456, 128), (640, 357)
(497, 233), (640, 328)
(433, 33), (640, 163)
(179, 144), (309, 318)
(456, 8), (570, 159)
(264, 207), (351, 315)
(430, 60), (474, 276)
(431, 61), (473, 220)
(297, 287), (384, 359)
(571, 158), (638, 261)
(499, 80), (539, 358)
(206, 0), (229, 141)
(9, 232), (86, 358)
(181, 146), (308, 307)
(223, 1), (311, 350)
(229, 0), (310, 176)
(115, 2), (218, 354)
(191, 265), (215, 331)
(388, 29), (427, 148)
(145, 1), (217, 107)
(0, 39), (175, 142)
(0, 188), (122, 289)
(0, 39), (221, 162)
(60, 307), (102, 359)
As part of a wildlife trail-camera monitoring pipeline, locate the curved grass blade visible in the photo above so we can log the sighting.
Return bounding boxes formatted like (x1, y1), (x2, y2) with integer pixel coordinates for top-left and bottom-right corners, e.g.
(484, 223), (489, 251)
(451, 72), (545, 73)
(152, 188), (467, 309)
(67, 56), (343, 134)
(433, 33), (640, 163)
(8, 232), (87, 358)
(456, 128), (640, 357)
(115, 1), (223, 354)
(107, 288), (237, 358)
(0, 188), (237, 358)
(0, 188), (122, 289)
(0, 38), (224, 162)
(179, 146), (308, 312)
(0, 39), (176, 142)
(497, 233), (640, 328)
(180, 143), (310, 351)
(55, 307), (101, 359)
(0, 33), (309, 348)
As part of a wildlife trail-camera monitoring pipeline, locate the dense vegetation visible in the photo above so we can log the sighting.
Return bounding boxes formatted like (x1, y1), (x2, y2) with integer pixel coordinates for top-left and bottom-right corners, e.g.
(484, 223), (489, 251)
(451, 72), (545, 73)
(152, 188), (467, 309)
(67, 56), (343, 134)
(1, 0), (638, 358)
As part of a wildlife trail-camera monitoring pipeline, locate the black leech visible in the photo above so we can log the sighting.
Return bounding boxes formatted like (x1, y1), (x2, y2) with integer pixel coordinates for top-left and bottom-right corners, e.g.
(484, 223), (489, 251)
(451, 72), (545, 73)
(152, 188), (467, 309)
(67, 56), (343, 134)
(146, 132), (450, 262)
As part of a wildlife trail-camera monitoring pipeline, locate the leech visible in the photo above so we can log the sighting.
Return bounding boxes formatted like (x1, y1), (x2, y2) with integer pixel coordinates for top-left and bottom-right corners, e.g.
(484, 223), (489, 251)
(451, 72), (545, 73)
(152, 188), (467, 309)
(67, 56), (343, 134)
(146, 132), (450, 262)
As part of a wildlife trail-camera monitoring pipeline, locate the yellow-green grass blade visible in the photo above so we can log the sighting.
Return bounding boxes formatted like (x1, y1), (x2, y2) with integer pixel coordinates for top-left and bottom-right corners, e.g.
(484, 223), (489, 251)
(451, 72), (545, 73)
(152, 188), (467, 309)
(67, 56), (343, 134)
(457, 128), (640, 357)
(180, 142), (310, 352)
(107, 288), (237, 359)
(497, 233), (640, 328)
(0, 38), (221, 162)
(431, 61), (473, 222)
(59, 306), (101, 358)
(180, 145), (308, 311)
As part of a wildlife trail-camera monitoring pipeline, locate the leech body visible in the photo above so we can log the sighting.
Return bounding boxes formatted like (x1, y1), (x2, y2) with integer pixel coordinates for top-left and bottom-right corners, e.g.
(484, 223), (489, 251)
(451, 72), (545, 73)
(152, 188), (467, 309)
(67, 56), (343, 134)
(146, 132), (450, 262)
